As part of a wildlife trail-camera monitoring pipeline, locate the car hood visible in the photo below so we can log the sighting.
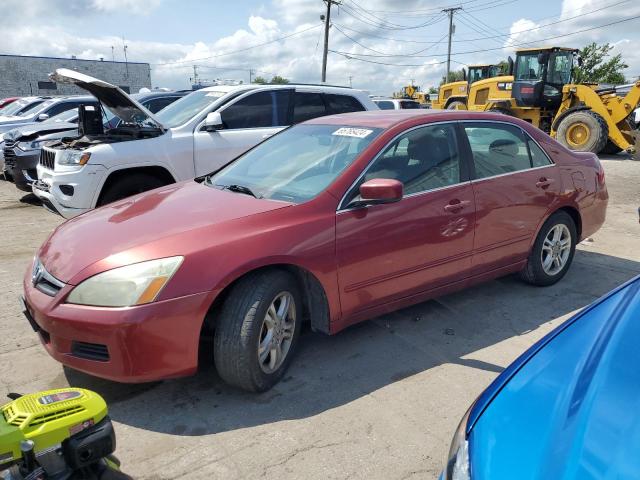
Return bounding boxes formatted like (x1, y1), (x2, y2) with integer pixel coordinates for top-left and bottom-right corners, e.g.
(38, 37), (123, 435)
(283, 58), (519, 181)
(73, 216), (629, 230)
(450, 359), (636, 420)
(50, 68), (165, 130)
(3, 122), (77, 142)
(469, 277), (640, 479)
(38, 180), (293, 284)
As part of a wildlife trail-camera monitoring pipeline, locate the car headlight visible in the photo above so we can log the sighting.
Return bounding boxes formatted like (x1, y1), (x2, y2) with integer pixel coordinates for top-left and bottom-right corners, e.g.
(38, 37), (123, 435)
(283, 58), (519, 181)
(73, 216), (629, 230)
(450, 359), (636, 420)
(66, 256), (183, 307)
(58, 150), (91, 166)
(17, 140), (48, 151)
(443, 406), (472, 480)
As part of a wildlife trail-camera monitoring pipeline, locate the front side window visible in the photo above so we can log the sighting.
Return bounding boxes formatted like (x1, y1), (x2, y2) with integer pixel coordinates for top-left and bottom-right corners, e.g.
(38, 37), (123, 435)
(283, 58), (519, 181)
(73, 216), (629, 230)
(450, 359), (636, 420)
(400, 101), (420, 109)
(221, 90), (292, 129)
(515, 54), (543, 81)
(207, 124), (381, 203)
(325, 94), (365, 114)
(358, 123), (462, 197)
(145, 97), (179, 113)
(293, 92), (327, 123)
(45, 101), (79, 118)
(463, 122), (550, 179)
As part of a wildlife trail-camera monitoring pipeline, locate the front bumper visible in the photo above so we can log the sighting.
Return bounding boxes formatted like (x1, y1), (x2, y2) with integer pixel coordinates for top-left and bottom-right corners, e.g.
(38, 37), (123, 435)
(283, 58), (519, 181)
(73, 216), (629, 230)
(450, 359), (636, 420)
(23, 268), (215, 383)
(33, 164), (106, 218)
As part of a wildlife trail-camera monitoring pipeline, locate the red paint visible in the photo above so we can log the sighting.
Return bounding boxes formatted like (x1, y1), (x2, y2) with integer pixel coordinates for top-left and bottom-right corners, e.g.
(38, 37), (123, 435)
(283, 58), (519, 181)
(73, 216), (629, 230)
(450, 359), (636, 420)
(359, 178), (403, 202)
(23, 111), (608, 382)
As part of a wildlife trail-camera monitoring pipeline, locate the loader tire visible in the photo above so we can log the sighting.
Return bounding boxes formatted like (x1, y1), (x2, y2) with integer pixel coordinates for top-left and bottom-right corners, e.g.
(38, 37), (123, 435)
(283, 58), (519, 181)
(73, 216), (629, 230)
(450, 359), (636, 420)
(600, 141), (623, 155)
(556, 110), (608, 153)
(446, 100), (467, 110)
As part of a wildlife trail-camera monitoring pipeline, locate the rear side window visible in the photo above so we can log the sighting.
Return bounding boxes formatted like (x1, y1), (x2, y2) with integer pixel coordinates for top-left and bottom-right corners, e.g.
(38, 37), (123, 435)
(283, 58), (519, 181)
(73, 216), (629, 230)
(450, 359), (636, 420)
(463, 122), (534, 179)
(44, 101), (79, 118)
(400, 101), (420, 109)
(528, 139), (553, 167)
(293, 92), (327, 123)
(325, 94), (365, 114)
(376, 101), (395, 110)
(222, 90), (292, 129)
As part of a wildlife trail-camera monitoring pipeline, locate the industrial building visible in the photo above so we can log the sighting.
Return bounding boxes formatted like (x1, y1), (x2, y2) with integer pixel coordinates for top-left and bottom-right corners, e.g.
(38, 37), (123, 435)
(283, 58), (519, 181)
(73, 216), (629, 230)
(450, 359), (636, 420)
(0, 54), (151, 98)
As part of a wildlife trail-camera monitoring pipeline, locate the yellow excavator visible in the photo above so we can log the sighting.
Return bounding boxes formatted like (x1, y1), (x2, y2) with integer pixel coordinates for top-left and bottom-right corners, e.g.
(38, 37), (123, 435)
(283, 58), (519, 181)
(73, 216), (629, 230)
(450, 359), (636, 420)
(432, 64), (508, 110)
(394, 84), (430, 105)
(468, 47), (640, 154)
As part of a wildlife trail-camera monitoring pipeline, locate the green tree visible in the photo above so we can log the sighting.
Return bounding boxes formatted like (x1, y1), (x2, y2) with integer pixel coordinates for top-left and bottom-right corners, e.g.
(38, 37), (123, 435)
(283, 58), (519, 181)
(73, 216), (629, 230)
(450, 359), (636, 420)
(252, 76), (267, 84)
(269, 75), (290, 84)
(574, 42), (628, 84)
(428, 86), (438, 94)
(440, 69), (466, 85)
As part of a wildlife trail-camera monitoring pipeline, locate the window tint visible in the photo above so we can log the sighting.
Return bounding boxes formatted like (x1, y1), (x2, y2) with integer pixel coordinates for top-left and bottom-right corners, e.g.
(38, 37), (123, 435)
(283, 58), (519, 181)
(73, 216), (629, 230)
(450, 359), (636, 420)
(45, 101), (79, 118)
(325, 94), (365, 114)
(359, 123), (461, 197)
(145, 96), (179, 113)
(221, 90), (292, 129)
(400, 101), (420, 109)
(293, 92), (326, 123)
(376, 101), (395, 110)
(528, 139), (552, 167)
(464, 123), (532, 179)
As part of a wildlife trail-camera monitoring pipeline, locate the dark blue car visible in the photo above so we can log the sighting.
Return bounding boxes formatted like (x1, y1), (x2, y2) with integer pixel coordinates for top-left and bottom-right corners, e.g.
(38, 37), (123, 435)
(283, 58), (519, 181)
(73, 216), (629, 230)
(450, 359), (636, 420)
(442, 275), (640, 480)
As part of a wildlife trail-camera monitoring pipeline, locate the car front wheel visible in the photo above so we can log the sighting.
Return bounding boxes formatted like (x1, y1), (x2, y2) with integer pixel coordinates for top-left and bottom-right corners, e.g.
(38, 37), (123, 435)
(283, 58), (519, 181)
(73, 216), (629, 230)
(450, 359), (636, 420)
(214, 270), (302, 392)
(521, 211), (577, 286)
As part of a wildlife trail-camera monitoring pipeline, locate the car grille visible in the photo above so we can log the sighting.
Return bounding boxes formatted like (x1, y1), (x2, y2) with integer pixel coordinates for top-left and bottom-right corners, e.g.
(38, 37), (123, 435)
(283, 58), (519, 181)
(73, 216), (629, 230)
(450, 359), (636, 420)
(31, 258), (65, 297)
(71, 342), (110, 362)
(39, 147), (56, 170)
(3, 139), (16, 167)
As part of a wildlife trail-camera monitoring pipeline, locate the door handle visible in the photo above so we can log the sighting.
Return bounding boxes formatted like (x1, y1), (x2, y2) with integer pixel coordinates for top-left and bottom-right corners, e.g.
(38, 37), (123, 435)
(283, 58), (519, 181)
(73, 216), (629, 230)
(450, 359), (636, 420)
(444, 200), (471, 212)
(536, 177), (555, 189)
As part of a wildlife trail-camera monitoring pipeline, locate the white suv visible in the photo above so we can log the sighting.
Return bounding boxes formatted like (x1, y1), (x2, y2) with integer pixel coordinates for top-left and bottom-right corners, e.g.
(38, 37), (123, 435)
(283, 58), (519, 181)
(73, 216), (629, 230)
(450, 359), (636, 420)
(33, 69), (377, 218)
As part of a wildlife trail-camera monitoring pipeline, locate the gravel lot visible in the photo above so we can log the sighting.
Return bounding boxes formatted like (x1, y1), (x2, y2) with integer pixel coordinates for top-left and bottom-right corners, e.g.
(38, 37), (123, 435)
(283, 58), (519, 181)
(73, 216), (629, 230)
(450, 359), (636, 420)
(1, 154), (638, 480)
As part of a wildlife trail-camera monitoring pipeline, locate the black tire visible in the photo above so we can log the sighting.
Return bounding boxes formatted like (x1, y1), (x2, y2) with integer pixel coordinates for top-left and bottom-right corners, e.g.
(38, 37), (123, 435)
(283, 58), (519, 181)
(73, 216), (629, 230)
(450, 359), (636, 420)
(556, 110), (608, 153)
(489, 107), (513, 116)
(520, 211), (577, 286)
(446, 100), (467, 110)
(214, 270), (302, 392)
(97, 173), (166, 206)
(600, 140), (623, 155)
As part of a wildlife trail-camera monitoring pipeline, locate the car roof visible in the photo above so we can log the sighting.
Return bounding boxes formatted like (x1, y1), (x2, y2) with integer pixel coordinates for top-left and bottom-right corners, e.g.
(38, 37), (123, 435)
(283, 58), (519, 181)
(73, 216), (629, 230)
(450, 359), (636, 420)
(198, 84), (365, 96)
(304, 109), (516, 129)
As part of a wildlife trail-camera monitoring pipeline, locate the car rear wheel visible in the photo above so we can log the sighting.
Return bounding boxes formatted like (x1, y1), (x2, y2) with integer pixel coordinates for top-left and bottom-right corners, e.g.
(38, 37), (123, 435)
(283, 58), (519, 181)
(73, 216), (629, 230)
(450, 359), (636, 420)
(214, 270), (302, 392)
(520, 211), (577, 286)
(97, 173), (166, 206)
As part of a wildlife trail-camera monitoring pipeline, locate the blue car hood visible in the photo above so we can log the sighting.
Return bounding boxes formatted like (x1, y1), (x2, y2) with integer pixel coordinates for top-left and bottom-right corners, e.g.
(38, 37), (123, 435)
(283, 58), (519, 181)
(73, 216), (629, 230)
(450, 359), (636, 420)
(469, 277), (640, 480)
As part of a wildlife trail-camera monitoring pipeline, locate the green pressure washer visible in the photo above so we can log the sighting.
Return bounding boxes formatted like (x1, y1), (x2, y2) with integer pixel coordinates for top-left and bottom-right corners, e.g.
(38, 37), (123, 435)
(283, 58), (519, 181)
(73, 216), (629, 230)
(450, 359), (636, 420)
(0, 388), (131, 479)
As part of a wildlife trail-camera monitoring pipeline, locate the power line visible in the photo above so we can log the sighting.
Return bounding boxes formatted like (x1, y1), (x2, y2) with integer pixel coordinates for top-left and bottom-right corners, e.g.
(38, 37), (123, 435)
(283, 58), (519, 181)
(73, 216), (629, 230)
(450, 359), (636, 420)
(330, 14), (640, 59)
(152, 24), (321, 66)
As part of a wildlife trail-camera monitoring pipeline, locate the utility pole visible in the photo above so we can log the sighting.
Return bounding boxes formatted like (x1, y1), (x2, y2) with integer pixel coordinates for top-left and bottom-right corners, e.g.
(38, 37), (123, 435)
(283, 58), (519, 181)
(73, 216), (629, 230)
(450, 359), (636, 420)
(442, 7), (462, 82)
(192, 65), (199, 86)
(111, 46), (115, 62)
(348, 75), (352, 88)
(122, 38), (129, 79)
(249, 68), (254, 83)
(321, 0), (340, 83)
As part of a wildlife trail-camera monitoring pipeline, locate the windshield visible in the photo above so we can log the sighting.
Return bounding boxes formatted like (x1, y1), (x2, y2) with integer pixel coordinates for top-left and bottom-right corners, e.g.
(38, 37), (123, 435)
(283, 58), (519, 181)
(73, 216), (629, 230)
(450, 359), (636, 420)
(1, 99), (41, 117)
(18, 99), (55, 117)
(515, 54), (544, 81)
(207, 124), (382, 203)
(156, 90), (225, 128)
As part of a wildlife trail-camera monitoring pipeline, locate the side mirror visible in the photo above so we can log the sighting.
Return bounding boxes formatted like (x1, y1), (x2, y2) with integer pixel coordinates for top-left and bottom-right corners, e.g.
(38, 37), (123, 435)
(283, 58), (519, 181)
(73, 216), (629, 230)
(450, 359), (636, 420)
(37, 113), (50, 121)
(350, 179), (403, 208)
(537, 52), (548, 65)
(577, 56), (583, 67)
(203, 112), (223, 131)
(462, 68), (467, 82)
(507, 56), (514, 76)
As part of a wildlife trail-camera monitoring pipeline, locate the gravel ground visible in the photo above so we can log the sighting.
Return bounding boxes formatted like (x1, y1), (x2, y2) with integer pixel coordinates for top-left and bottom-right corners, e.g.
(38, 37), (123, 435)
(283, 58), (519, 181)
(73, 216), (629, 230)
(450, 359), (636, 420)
(0, 154), (638, 479)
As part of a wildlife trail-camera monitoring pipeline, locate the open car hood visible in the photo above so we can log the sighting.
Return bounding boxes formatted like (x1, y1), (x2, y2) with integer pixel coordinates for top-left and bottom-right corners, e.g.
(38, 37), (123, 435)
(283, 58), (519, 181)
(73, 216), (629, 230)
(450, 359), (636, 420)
(49, 68), (165, 130)
(3, 122), (78, 142)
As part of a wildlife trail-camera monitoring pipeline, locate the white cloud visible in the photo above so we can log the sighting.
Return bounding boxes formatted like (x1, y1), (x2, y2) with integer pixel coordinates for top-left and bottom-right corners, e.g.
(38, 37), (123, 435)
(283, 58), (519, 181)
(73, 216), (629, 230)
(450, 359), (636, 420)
(92, 0), (161, 15)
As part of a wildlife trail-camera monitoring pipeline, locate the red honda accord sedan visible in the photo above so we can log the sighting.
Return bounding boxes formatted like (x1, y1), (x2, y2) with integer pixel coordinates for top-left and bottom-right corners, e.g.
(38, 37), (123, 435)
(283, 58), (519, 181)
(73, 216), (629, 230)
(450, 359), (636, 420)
(22, 110), (608, 391)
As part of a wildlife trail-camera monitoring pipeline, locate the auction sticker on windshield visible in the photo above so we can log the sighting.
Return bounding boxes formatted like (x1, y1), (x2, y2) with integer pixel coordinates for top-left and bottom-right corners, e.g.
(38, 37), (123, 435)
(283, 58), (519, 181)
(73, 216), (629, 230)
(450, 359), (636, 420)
(332, 127), (373, 138)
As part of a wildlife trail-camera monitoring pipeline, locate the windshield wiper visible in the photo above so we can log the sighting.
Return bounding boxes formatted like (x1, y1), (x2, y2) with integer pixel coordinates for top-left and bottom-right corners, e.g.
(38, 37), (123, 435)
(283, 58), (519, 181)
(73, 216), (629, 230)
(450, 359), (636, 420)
(221, 184), (260, 198)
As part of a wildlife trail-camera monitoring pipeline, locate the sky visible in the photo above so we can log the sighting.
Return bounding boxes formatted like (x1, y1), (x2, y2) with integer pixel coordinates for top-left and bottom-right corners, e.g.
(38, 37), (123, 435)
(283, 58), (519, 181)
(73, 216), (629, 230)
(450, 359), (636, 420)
(1, 0), (639, 96)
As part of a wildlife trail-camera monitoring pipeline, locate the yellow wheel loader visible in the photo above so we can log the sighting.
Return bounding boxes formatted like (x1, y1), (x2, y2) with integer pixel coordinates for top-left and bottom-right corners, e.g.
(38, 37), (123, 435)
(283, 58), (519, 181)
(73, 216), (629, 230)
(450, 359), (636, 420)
(432, 64), (506, 110)
(469, 47), (640, 154)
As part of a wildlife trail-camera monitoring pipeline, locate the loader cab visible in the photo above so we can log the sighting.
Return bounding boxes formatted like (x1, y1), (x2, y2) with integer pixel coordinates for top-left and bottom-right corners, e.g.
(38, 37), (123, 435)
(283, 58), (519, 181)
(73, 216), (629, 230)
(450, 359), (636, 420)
(468, 64), (502, 85)
(513, 47), (577, 108)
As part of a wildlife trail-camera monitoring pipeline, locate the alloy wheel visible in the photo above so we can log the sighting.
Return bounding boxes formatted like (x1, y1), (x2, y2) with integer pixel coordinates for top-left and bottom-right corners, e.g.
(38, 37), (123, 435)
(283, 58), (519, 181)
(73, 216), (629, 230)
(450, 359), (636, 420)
(258, 291), (296, 374)
(541, 224), (572, 276)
